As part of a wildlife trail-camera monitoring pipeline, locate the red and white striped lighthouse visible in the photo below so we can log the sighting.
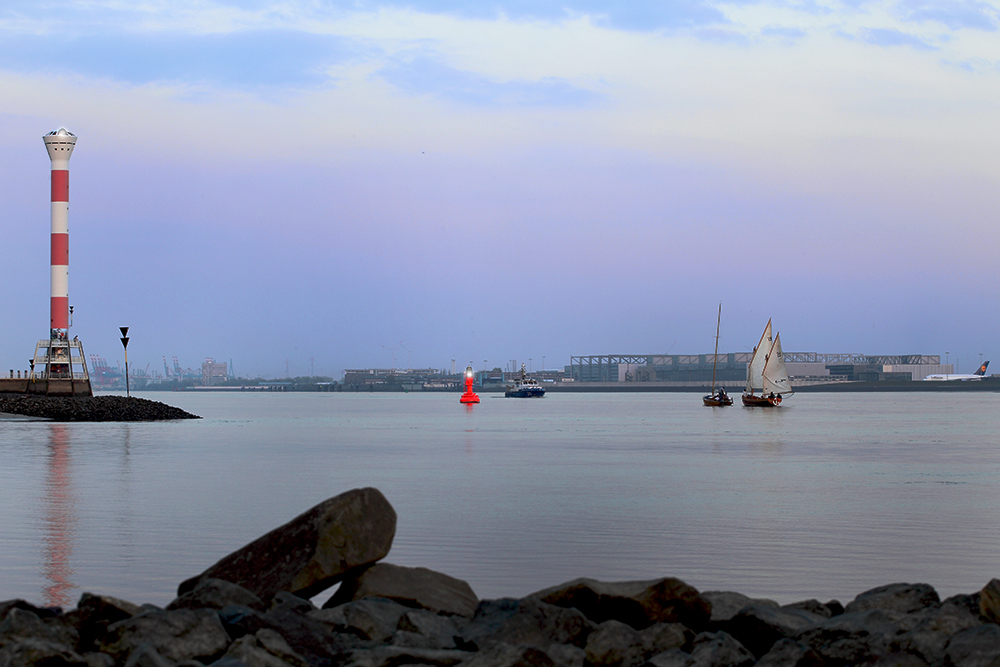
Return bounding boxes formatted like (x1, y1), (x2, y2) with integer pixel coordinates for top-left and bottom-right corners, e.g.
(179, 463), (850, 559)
(31, 127), (91, 396)
(44, 128), (76, 339)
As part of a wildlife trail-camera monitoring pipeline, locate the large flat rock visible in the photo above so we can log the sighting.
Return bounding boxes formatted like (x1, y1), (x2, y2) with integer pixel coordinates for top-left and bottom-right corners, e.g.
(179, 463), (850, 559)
(178, 488), (396, 602)
(325, 563), (479, 617)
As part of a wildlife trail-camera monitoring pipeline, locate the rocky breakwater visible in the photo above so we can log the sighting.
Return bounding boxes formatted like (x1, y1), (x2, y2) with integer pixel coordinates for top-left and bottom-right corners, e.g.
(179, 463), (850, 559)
(4, 487), (1000, 667)
(0, 395), (199, 421)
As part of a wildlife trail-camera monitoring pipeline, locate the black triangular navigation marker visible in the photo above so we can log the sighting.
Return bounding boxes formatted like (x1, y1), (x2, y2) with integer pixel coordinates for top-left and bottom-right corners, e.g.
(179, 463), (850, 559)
(121, 337), (129, 349)
(120, 327), (129, 338)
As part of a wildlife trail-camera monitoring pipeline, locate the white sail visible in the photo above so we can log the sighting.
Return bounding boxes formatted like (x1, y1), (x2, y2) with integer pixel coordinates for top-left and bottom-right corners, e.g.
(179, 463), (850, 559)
(762, 332), (793, 396)
(744, 319), (772, 394)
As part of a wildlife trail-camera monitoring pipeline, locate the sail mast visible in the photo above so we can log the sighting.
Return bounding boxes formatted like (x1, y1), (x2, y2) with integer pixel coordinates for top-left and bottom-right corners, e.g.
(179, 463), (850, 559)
(710, 303), (721, 394)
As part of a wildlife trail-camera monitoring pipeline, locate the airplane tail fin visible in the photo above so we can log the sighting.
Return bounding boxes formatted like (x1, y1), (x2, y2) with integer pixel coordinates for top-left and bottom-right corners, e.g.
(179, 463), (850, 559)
(975, 361), (990, 376)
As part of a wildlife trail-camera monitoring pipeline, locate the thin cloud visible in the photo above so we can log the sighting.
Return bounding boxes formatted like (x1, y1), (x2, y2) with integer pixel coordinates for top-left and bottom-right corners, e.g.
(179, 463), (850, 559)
(760, 25), (808, 38)
(895, 0), (999, 31)
(0, 29), (361, 89)
(859, 26), (938, 49)
(693, 27), (751, 43)
(376, 55), (603, 107)
(283, 0), (730, 31)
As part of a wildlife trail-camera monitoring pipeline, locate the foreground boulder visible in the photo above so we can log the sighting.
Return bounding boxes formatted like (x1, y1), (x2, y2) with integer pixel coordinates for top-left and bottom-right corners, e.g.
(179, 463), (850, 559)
(721, 603), (827, 658)
(326, 563), (479, 617)
(457, 598), (594, 653)
(980, 579), (1000, 624)
(844, 583), (940, 615)
(529, 578), (710, 631)
(97, 608), (230, 663)
(7, 577), (1000, 667)
(178, 488), (396, 603)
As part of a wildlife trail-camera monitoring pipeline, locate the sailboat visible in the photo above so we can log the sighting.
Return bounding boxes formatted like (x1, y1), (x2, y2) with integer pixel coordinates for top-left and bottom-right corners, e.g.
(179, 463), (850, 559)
(703, 303), (732, 406)
(742, 319), (794, 407)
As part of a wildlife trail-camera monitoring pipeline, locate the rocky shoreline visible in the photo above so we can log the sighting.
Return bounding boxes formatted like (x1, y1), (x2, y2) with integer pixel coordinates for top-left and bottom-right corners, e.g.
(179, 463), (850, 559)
(3, 488), (999, 667)
(0, 395), (200, 421)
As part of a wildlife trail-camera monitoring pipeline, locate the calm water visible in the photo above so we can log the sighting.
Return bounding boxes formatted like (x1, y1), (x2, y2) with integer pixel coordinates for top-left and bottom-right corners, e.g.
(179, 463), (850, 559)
(1, 391), (998, 609)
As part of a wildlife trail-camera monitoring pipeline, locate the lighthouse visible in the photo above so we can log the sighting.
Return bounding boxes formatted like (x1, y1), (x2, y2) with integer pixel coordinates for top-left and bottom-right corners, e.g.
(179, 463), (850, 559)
(46, 128), (75, 338)
(30, 128), (92, 396)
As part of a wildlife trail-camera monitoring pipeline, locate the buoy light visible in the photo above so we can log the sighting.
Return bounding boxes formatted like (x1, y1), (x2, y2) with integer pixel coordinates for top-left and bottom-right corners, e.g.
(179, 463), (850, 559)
(460, 364), (480, 404)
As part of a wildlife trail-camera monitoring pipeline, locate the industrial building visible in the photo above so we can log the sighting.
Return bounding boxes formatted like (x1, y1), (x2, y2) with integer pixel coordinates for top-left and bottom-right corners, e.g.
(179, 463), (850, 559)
(566, 354), (950, 385)
(201, 359), (228, 386)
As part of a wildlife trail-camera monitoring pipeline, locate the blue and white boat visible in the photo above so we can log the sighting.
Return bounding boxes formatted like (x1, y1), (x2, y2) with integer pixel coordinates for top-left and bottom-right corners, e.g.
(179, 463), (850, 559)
(505, 364), (545, 398)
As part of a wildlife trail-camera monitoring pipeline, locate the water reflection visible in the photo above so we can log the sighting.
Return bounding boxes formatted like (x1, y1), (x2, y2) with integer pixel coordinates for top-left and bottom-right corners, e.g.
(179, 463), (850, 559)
(116, 424), (136, 568)
(42, 424), (75, 607)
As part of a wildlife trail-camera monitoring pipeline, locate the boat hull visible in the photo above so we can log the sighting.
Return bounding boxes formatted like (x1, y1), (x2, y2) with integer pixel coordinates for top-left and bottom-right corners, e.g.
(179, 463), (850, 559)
(505, 388), (545, 398)
(742, 393), (781, 407)
(703, 394), (733, 406)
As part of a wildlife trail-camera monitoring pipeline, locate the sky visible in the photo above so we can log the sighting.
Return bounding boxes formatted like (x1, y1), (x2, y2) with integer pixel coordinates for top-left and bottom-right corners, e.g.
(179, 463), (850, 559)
(1, 0), (998, 379)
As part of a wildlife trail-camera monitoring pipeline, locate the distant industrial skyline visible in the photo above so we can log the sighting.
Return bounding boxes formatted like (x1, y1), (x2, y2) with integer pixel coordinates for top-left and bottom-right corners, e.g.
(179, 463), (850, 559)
(1, 1), (997, 379)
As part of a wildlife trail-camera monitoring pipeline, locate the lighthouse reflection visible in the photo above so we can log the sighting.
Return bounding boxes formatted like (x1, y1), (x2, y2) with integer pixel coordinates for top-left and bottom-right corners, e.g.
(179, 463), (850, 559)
(42, 423), (75, 608)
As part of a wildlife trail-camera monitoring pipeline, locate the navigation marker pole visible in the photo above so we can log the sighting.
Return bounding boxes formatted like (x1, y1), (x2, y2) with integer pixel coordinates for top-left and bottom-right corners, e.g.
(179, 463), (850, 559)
(120, 327), (130, 398)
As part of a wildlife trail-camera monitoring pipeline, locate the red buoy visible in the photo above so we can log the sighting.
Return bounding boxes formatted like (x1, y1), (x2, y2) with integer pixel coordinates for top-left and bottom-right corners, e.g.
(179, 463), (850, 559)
(459, 365), (480, 404)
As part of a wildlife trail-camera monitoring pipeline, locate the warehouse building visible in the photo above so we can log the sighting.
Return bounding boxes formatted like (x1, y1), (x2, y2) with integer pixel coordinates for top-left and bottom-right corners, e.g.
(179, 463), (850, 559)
(566, 354), (947, 385)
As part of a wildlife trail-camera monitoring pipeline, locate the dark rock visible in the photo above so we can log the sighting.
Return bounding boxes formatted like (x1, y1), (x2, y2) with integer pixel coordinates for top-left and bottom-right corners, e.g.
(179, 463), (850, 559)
(0, 607), (78, 650)
(207, 658), (249, 667)
(75, 593), (144, 650)
(0, 637), (89, 667)
(458, 598), (594, 652)
(218, 605), (273, 641)
(0, 600), (61, 621)
(943, 624), (1000, 667)
(341, 645), (474, 667)
(178, 488), (396, 603)
(864, 653), (931, 667)
(978, 580), (1000, 625)
(754, 638), (827, 667)
(222, 635), (298, 667)
(458, 643), (555, 667)
(394, 609), (461, 650)
(309, 598), (410, 642)
(122, 643), (176, 667)
(583, 620), (646, 667)
(644, 648), (694, 667)
(845, 584), (940, 616)
(82, 651), (116, 667)
(168, 579), (265, 612)
(326, 564), (478, 617)
(583, 619), (690, 667)
(263, 604), (368, 665)
(686, 631), (755, 667)
(530, 578), (710, 631)
(945, 593), (982, 620)
(783, 600), (834, 619)
(543, 643), (586, 667)
(892, 601), (982, 665)
(701, 591), (777, 626)
(722, 603), (826, 658)
(254, 628), (311, 667)
(824, 601), (845, 618)
(267, 593), (316, 616)
(0, 395), (199, 422)
(98, 608), (230, 664)
(641, 623), (693, 656)
(797, 609), (913, 665)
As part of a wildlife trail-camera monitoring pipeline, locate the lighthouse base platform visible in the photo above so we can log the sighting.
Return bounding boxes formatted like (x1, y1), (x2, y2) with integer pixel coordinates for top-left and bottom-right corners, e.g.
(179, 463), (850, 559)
(0, 377), (94, 397)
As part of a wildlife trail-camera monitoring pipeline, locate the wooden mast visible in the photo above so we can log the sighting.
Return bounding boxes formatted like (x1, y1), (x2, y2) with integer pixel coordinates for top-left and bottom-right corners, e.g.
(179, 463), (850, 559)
(710, 303), (721, 395)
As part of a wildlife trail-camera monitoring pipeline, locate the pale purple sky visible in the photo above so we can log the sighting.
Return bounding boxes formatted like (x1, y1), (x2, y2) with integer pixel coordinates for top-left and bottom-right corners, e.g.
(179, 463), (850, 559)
(1, 1), (998, 378)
